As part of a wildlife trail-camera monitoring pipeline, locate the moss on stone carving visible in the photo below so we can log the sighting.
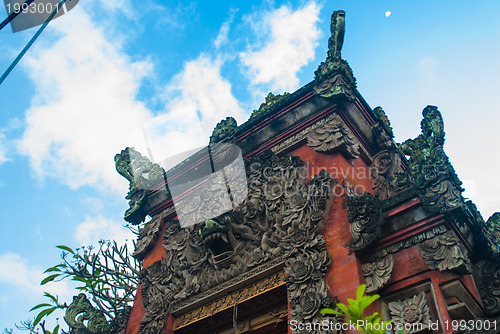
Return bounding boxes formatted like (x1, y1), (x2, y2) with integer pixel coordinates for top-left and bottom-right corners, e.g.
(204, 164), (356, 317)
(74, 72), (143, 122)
(250, 92), (290, 119)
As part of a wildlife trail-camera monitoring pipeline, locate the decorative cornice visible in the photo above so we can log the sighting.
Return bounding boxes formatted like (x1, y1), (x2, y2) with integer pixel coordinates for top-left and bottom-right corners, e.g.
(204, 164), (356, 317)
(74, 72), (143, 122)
(365, 224), (448, 262)
(173, 271), (286, 330)
(345, 192), (384, 252)
(306, 115), (360, 159)
(417, 231), (473, 274)
(270, 113), (337, 154)
(362, 254), (393, 293)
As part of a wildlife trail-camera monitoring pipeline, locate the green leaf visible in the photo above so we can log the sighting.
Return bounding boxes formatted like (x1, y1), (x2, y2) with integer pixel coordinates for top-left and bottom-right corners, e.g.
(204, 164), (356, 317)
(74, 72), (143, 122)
(356, 284), (366, 300)
(56, 245), (75, 255)
(53, 324), (60, 334)
(43, 264), (65, 273)
(71, 276), (87, 283)
(320, 307), (341, 315)
(43, 292), (58, 304)
(336, 302), (349, 314)
(29, 303), (51, 312)
(41, 274), (60, 285)
(33, 307), (56, 327)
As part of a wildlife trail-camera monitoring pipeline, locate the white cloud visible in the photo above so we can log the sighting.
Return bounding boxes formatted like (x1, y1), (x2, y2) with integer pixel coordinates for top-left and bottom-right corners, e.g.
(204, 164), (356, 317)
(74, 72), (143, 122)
(0, 253), (72, 301)
(240, 2), (321, 92)
(17, 6), (153, 192)
(75, 215), (133, 247)
(214, 10), (237, 49)
(130, 55), (246, 167)
(0, 133), (8, 165)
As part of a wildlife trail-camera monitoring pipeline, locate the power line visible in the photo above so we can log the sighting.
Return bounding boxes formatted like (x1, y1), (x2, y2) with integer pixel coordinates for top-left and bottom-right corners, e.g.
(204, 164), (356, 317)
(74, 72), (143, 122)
(0, 0), (36, 31)
(0, 0), (67, 86)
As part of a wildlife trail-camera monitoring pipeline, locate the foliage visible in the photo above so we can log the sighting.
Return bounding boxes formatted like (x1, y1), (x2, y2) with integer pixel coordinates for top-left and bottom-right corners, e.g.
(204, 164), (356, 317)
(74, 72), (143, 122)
(4, 238), (140, 334)
(320, 284), (403, 334)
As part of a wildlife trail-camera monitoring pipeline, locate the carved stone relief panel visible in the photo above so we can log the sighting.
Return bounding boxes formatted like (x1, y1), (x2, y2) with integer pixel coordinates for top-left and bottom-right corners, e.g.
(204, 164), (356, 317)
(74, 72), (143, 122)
(345, 192), (384, 252)
(417, 231), (472, 274)
(388, 292), (431, 333)
(473, 259), (500, 317)
(137, 153), (341, 334)
(362, 254), (393, 293)
(306, 116), (360, 159)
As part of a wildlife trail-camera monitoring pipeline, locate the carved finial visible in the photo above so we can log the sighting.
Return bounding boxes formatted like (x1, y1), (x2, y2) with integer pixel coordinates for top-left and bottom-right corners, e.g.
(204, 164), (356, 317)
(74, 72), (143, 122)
(328, 10), (345, 61)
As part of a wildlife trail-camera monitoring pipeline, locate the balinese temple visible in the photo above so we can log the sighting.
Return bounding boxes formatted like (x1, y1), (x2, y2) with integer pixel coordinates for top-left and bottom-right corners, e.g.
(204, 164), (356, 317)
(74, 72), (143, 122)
(65, 10), (500, 334)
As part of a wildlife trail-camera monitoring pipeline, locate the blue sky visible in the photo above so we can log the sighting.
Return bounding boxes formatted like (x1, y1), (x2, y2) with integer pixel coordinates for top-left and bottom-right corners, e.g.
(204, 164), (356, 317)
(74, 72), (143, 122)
(0, 0), (499, 329)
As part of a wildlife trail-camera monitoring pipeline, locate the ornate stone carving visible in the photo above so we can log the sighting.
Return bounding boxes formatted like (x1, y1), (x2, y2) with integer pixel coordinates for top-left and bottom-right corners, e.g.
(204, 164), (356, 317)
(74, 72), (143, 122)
(372, 107), (394, 142)
(388, 292), (431, 333)
(209, 117), (237, 144)
(173, 271), (286, 330)
(314, 11), (356, 100)
(362, 255), (393, 293)
(473, 259), (500, 316)
(370, 150), (402, 200)
(314, 73), (355, 100)
(417, 231), (472, 274)
(250, 92), (290, 119)
(399, 106), (464, 213)
(115, 147), (167, 225)
(366, 225), (448, 263)
(307, 116), (359, 159)
(486, 212), (500, 242)
(345, 192), (384, 252)
(133, 215), (162, 259)
(64, 294), (111, 334)
(138, 153), (339, 333)
(328, 10), (345, 61)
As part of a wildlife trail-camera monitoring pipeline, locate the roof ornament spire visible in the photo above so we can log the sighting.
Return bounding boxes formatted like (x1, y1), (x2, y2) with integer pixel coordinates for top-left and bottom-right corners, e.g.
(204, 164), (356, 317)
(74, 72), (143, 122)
(314, 10), (356, 100)
(328, 10), (345, 61)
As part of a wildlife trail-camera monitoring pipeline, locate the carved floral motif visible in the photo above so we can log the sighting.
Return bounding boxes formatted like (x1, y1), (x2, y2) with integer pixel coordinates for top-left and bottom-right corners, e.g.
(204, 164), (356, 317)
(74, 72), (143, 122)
(388, 293), (431, 333)
(307, 116), (359, 159)
(362, 255), (393, 293)
(473, 259), (500, 316)
(138, 153), (340, 333)
(345, 192), (384, 252)
(417, 231), (472, 274)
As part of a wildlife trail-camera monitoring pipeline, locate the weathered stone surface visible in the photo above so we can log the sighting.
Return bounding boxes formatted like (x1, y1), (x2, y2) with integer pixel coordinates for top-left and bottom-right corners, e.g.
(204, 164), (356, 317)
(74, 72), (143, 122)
(138, 153), (339, 333)
(115, 147), (167, 225)
(345, 192), (384, 252)
(473, 259), (500, 317)
(306, 115), (359, 159)
(362, 254), (393, 293)
(417, 231), (472, 274)
(398, 106), (464, 213)
(388, 292), (431, 333)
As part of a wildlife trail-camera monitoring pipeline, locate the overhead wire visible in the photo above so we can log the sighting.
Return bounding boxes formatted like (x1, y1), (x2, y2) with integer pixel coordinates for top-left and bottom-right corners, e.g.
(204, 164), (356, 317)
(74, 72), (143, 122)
(0, 0), (36, 31)
(0, 0), (68, 86)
